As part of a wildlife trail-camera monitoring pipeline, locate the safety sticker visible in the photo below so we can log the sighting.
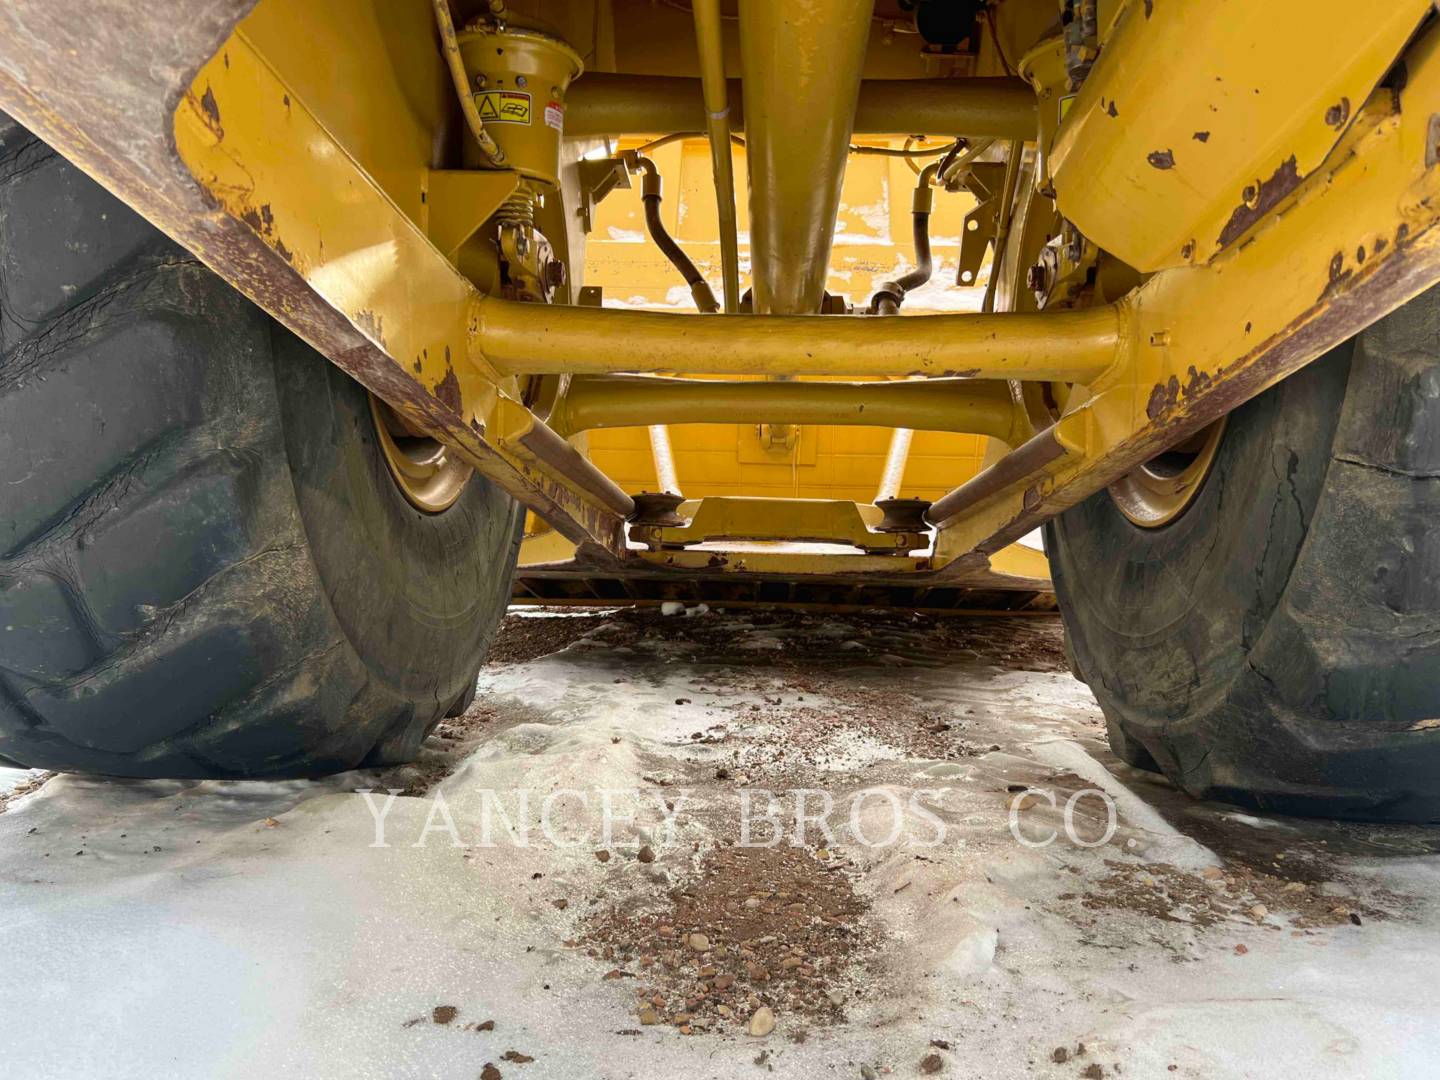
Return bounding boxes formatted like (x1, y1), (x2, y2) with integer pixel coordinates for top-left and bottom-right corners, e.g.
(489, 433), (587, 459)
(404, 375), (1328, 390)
(476, 90), (531, 124)
(544, 100), (565, 132)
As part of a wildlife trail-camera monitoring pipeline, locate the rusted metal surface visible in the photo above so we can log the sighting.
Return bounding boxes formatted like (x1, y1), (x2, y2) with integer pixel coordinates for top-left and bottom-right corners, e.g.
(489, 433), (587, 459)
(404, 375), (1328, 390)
(949, 169), (1440, 570)
(1214, 156), (1303, 251)
(503, 412), (637, 519)
(925, 428), (1067, 526)
(929, 20), (1440, 577)
(1048, 0), (1431, 270)
(0, 0), (627, 557)
(963, 219), (1440, 566)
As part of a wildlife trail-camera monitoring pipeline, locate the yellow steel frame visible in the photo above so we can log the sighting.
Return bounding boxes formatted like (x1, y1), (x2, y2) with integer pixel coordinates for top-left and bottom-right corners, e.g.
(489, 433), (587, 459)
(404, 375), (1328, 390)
(548, 376), (1028, 445)
(631, 497), (926, 555)
(1, 0), (1438, 596)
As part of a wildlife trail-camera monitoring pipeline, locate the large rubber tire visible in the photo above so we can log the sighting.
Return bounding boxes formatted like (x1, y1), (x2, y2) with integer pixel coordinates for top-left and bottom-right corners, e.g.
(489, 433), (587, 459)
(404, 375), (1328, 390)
(0, 115), (522, 778)
(1047, 282), (1440, 822)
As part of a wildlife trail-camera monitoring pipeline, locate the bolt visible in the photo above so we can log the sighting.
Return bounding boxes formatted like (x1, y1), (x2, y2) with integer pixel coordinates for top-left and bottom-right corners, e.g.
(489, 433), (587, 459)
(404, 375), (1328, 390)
(515, 74), (528, 88)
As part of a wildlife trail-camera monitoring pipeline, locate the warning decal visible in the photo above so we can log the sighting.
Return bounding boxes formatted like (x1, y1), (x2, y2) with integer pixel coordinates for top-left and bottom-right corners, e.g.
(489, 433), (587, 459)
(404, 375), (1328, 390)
(475, 90), (532, 124)
(544, 100), (564, 133)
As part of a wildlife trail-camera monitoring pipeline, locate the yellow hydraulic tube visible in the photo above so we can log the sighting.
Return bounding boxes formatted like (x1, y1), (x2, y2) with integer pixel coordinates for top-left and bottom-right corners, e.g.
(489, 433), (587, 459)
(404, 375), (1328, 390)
(738, 0), (873, 315)
(692, 0), (741, 315)
(549, 374), (1028, 443)
(564, 74), (1037, 141)
(475, 299), (1120, 382)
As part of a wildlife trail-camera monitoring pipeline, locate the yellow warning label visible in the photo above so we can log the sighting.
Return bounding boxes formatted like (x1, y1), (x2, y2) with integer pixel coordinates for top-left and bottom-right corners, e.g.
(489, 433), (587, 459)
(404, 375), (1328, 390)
(1058, 94), (1076, 123)
(475, 90), (532, 125)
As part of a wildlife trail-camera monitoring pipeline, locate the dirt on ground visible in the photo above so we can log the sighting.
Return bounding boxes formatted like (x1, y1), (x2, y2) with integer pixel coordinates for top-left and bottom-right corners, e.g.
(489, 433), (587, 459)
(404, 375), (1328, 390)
(578, 842), (872, 1036)
(469, 605), (1428, 1065)
(489, 605), (1069, 672)
(4, 603), (1437, 1079)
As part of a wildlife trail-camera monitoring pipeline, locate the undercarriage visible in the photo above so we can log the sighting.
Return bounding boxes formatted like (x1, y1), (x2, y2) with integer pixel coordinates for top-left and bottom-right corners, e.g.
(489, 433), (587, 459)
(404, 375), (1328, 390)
(4, 0), (1440, 817)
(4, 0), (1434, 608)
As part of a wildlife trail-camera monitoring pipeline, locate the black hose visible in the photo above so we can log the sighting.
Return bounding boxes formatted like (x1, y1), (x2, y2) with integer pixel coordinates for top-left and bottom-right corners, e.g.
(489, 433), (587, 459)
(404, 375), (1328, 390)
(634, 156), (720, 314)
(896, 210), (933, 294)
(868, 205), (933, 314)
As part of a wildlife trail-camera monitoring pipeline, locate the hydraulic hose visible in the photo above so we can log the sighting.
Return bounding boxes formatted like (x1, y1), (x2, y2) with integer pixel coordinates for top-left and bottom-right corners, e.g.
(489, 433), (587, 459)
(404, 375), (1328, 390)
(633, 156), (721, 314)
(869, 167), (936, 315)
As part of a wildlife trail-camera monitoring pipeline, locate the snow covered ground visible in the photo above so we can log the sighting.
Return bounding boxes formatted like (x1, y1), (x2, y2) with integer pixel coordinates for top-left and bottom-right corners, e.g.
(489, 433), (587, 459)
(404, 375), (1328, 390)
(3, 607), (1439, 1079)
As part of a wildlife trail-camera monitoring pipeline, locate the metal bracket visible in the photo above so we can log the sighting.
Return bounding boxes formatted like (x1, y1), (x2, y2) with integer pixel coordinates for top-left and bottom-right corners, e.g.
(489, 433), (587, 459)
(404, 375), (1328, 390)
(577, 155), (632, 234)
(955, 159), (1007, 287)
(426, 169), (520, 257)
(957, 197), (998, 287)
(629, 496), (929, 555)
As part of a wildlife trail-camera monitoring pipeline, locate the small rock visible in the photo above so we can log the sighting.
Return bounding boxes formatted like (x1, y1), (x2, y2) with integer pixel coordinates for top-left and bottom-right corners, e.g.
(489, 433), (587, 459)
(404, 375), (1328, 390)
(920, 1052), (944, 1074)
(1350, 911), (1363, 926)
(1201, 866), (1224, 880)
(675, 698), (692, 705)
(1250, 904), (1268, 919)
(595, 850), (611, 863)
(481, 1066), (502, 1080)
(1080, 1066), (1104, 1080)
(638, 1007), (659, 1025)
(1052, 1047), (1070, 1063)
(476, 1019), (495, 1031)
(715, 767), (730, 780)
(861, 1067), (879, 1080)
(432, 1006), (458, 1025)
(748, 1006), (776, 1037)
(688, 932), (710, 952)
(500, 1050), (534, 1063)
(743, 897), (761, 910)
(1234, 943), (1249, 955)
(637, 845), (655, 864)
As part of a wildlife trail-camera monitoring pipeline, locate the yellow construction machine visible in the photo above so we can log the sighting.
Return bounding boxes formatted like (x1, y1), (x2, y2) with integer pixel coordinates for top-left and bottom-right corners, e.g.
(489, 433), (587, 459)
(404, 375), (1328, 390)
(1, 0), (1439, 819)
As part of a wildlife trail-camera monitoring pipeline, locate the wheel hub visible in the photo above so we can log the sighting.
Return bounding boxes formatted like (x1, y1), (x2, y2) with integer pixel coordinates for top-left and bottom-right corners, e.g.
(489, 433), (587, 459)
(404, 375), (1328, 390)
(1108, 417), (1226, 528)
(369, 394), (473, 513)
